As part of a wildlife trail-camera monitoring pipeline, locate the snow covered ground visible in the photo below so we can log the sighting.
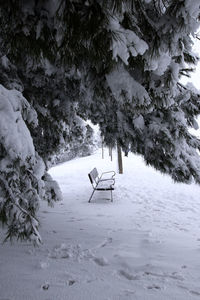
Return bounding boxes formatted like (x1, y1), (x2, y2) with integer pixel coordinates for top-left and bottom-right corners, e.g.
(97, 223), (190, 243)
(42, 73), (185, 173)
(0, 149), (200, 300)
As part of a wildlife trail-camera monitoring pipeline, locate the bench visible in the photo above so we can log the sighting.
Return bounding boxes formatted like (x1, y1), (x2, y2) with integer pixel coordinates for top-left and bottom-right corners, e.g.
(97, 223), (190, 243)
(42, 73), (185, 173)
(88, 168), (115, 203)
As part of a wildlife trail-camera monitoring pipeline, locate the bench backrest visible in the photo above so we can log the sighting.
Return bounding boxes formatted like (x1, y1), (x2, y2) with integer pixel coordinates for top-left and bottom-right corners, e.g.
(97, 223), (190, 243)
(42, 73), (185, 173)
(88, 168), (99, 185)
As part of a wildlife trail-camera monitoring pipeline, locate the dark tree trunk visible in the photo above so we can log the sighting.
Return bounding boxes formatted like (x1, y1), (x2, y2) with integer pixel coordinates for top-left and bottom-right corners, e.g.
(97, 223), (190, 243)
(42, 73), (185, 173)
(117, 143), (123, 174)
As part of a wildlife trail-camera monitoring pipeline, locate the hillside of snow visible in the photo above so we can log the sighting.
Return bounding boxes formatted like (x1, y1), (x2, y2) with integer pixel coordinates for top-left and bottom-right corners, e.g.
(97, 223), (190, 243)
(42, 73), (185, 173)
(0, 149), (200, 300)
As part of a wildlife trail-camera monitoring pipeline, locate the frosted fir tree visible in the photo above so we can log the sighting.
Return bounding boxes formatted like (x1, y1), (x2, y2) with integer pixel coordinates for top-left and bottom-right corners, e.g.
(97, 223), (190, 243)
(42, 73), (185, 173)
(108, 0), (200, 183)
(78, 0), (200, 183)
(0, 0), (200, 242)
(0, 0), (97, 242)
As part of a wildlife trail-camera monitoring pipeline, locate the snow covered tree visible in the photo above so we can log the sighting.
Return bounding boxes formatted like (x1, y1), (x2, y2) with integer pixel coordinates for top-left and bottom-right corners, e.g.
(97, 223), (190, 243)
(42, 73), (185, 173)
(78, 0), (200, 183)
(0, 0), (94, 242)
(0, 0), (200, 242)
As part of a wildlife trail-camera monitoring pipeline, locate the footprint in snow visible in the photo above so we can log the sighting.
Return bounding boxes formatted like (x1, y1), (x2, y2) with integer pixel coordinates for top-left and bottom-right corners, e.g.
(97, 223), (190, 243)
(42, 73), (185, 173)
(178, 285), (200, 296)
(147, 284), (161, 290)
(190, 290), (200, 296)
(118, 270), (140, 281)
(118, 289), (135, 298)
(41, 282), (50, 290)
(98, 237), (113, 248)
(67, 280), (76, 286)
(49, 243), (93, 261)
(181, 265), (187, 269)
(93, 257), (109, 266)
(144, 271), (184, 281)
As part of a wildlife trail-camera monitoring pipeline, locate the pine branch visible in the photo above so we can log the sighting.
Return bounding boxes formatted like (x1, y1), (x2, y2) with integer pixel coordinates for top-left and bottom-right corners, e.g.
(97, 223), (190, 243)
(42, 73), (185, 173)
(0, 173), (41, 244)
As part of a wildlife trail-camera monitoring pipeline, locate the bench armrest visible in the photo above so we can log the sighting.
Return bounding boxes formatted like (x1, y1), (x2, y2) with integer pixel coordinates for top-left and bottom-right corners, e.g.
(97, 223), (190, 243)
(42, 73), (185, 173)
(98, 178), (114, 182)
(97, 178), (115, 186)
(101, 171), (116, 178)
(110, 178), (115, 186)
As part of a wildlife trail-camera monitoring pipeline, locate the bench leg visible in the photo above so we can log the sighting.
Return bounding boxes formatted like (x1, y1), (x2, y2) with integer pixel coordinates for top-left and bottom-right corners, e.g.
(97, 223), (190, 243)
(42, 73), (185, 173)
(111, 190), (113, 202)
(88, 189), (95, 203)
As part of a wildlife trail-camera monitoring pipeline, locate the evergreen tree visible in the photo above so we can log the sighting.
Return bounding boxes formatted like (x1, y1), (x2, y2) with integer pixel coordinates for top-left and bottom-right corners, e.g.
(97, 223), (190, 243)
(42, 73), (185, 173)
(0, 0), (200, 242)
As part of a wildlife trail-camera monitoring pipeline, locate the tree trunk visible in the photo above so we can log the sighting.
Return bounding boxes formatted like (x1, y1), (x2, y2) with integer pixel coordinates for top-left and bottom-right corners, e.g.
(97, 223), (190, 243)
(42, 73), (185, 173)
(109, 146), (113, 161)
(117, 143), (123, 174)
(102, 142), (104, 159)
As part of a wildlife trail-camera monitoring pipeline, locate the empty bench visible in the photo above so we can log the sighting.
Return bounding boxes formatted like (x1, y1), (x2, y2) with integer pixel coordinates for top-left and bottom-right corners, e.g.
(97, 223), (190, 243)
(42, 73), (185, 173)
(88, 168), (115, 202)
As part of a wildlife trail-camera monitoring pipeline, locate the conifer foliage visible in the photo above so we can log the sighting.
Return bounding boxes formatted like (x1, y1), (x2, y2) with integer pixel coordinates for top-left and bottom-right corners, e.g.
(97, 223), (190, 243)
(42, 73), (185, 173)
(0, 0), (200, 242)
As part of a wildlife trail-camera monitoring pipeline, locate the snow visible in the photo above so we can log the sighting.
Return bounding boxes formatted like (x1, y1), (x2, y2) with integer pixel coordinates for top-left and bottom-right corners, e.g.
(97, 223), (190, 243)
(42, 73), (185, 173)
(44, 58), (57, 76)
(1, 55), (9, 69)
(108, 16), (148, 65)
(0, 85), (36, 163)
(106, 64), (151, 107)
(145, 52), (171, 76)
(185, 0), (200, 20)
(36, 20), (42, 40)
(133, 115), (145, 130)
(1, 149), (200, 299)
